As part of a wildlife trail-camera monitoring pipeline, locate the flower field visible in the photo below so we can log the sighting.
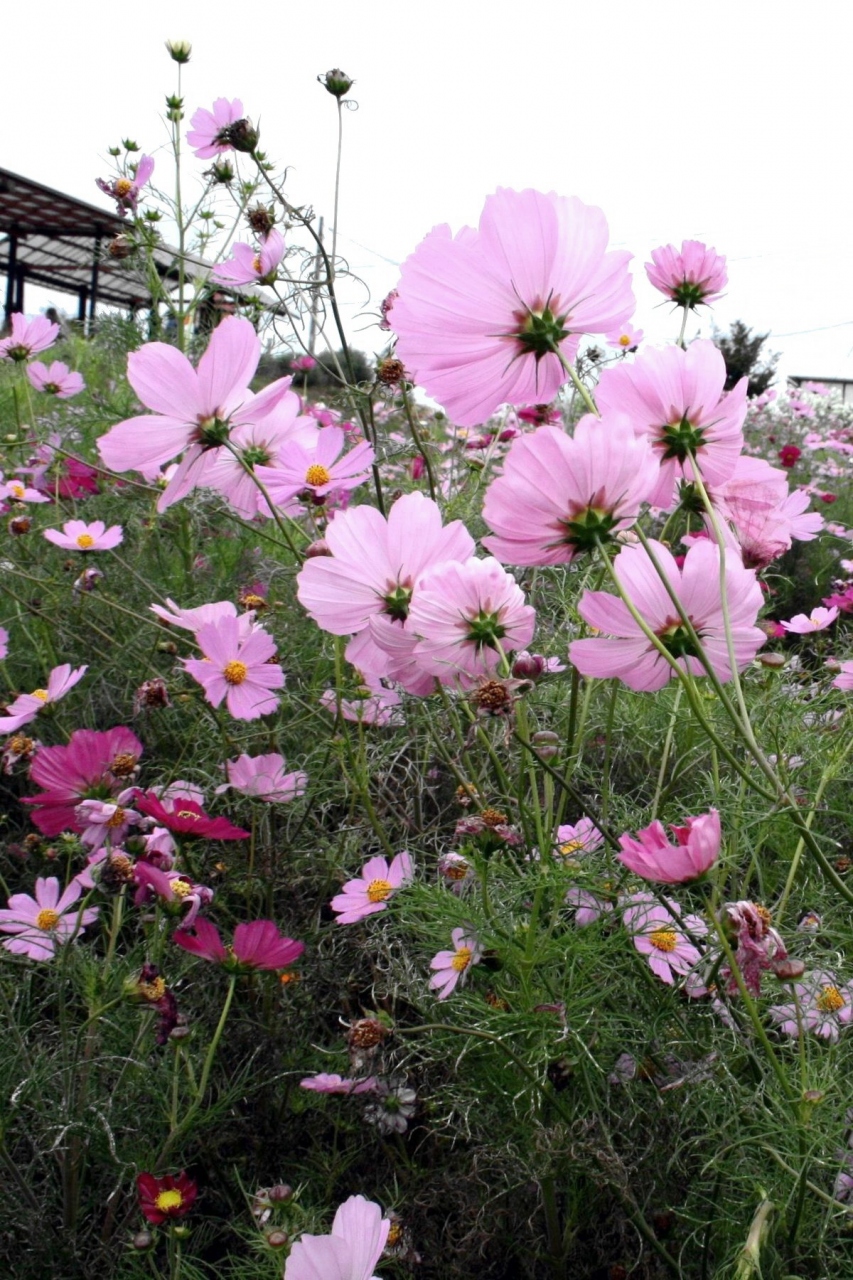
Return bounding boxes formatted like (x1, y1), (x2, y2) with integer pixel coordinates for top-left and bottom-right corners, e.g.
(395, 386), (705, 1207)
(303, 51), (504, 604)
(4, 50), (853, 1280)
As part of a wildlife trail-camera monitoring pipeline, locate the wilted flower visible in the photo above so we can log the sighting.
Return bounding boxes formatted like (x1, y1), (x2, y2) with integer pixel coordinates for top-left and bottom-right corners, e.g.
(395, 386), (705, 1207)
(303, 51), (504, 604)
(319, 68), (354, 98)
(363, 1078), (417, 1134)
(722, 900), (788, 996)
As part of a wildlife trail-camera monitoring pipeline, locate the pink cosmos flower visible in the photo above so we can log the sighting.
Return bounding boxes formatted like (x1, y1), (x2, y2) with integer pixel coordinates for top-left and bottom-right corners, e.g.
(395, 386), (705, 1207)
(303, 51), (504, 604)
(0, 663), (87, 734)
(43, 520), (123, 552)
(96, 155), (154, 215)
(284, 1194), (390, 1280)
(429, 926), (483, 999)
(187, 98), (248, 157)
(201, 401), (317, 518)
(554, 818), (604, 860)
(97, 316), (294, 512)
(184, 616), (285, 720)
(482, 415), (659, 566)
(257, 425), (375, 506)
(407, 556), (536, 680)
(319, 681), (404, 727)
(0, 313), (60, 362)
(768, 970), (853, 1042)
(173, 916), (304, 970)
(617, 809), (721, 884)
(26, 361), (85, 398)
(133, 862), (213, 928)
(392, 188), (634, 426)
(0, 628), (8, 660)
(211, 228), (285, 285)
(291, 355), (316, 372)
(75, 790), (141, 848)
(622, 896), (706, 984)
(780, 606), (839, 634)
(565, 887), (614, 926)
(330, 852), (414, 924)
(709, 456), (823, 569)
(215, 753), (307, 802)
(832, 661), (853, 691)
(569, 539), (765, 692)
(297, 491), (474, 637)
(645, 240), (727, 308)
(0, 876), (98, 961)
(596, 340), (747, 509)
(300, 1073), (379, 1094)
(150, 597), (255, 635)
(606, 324), (644, 350)
(0, 476), (50, 504)
(24, 726), (143, 836)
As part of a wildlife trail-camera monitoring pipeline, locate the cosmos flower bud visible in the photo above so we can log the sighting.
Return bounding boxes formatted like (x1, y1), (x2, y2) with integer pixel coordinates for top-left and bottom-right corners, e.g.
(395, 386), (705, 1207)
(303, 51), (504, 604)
(165, 39), (192, 63)
(319, 68), (354, 98)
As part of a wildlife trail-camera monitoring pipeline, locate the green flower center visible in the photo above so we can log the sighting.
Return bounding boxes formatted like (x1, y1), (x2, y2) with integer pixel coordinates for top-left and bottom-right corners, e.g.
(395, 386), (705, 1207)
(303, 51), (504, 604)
(465, 611), (507, 652)
(512, 299), (571, 361)
(382, 583), (413, 623)
(656, 618), (699, 661)
(659, 414), (706, 464)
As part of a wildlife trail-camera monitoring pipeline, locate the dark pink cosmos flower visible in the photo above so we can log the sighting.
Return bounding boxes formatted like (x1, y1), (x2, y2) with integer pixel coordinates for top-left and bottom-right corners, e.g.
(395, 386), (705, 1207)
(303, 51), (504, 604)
(24, 727), (143, 836)
(0, 314), (59, 362)
(134, 862), (213, 928)
(392, 188), (634, 426)
(26, 361), (85, 398)
(137, 1171), (197, 1225)
(173, 916), (304, 970)
(645, 240), (727, 309)
(779, 445), (801, 468)
(133, 791), (249, 840)
(187, 98), (247, 157)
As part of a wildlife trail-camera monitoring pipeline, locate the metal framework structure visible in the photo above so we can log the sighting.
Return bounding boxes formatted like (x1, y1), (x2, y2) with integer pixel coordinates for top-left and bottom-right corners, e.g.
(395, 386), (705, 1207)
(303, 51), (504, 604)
(0, 167), (224, 327)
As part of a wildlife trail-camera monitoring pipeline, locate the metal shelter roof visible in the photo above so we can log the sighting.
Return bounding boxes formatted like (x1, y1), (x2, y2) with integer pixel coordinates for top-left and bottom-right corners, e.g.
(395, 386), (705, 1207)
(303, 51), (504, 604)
(0, 166), (224, 321)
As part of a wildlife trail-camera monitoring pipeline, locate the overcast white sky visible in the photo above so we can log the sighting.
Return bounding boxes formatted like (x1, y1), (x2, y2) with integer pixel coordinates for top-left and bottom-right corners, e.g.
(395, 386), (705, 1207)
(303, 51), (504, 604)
(6, 0), (853, 384)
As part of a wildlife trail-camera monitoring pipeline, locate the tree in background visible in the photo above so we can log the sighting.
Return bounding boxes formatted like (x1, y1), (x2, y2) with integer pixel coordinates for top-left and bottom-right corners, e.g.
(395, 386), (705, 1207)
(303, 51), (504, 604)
(713, 319), (779, 397)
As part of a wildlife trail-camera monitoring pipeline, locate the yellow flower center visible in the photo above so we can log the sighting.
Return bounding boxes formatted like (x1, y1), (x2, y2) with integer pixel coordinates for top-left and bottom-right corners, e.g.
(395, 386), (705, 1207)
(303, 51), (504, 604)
(649, 928), (677, 953)
(36, 908), (60, 931)
(10, 483), (24, 497)
(170, 879), (193, 899)
(817, 985), (845, 1014)
(223, 659), (248, 685)
(619, 333), (631, 347)
(252, 254), (262, 273)
(559, 839), (584, 857)
(8, 735), (34, 755)
(445, 863), (469, 881)
(177, 809), (200, 820)
(76, 534), (95, 548)
(451, 947), (472, 972)
(155, 1189), (184, 1212)
(241, 593), (266, 610)
(115, 178), (133, 197)
(106, 807), (127, 828)
(31, 689), (49, 702)
(305, 464), (331, 487)
(366, 878), (393, 903)
(139, 976), (167, 1002)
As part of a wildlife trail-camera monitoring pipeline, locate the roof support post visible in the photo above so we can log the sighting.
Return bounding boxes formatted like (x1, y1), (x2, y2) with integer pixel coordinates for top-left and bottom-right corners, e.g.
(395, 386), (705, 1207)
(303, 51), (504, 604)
(3, 229), (17, 328)
(14, 264), (24, 314)
(87, 234), (102, 333)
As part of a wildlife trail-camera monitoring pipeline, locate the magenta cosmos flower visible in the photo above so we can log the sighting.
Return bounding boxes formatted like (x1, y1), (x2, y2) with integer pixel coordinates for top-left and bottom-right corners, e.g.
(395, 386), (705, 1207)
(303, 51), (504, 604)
(26, 360), (85, 398)
(96, 155), (154, 216)
(330, 852), (414, 925)
(187, 98), (249, 157)
(97, 316), (293, 511)
(618, 809), (721, 884)
(24, 726), (143, 835)
(134, 790), (250, 840)
(0, 313), (59, 362)
(569, 538), (765, 692)
(0, 663), (87, 734)
(215, 752), (307, 802)
(284, 1194), (390, 1280)
(482, 415), (659, 566)
(622, 895), (706, 984)
(257, 425), (375, 506)
(429, 927), (483, 999)
(184, 616), (284, 720)
(211, 228), (285, 286)
(0, 876), (98, 961)
(297, 491), (474, 636)
(780, 606), (839, 634)
(391, 187), (634, 426)
(645, 240), (727, 309)
(768, 970), (853, 1042)
(43, 520), (123, 552)
(173, 916), (304, 970)
(407, 556), (536, 680)
(596, 339), (747, 509)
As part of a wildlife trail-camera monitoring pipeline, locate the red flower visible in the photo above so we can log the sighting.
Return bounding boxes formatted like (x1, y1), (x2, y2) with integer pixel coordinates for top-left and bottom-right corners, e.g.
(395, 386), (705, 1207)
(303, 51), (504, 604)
(173, 917), (304, 970)
(137, 1170), (197, 1224)
(133, 791), (249, 840)
(778, 445), (801, 468)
